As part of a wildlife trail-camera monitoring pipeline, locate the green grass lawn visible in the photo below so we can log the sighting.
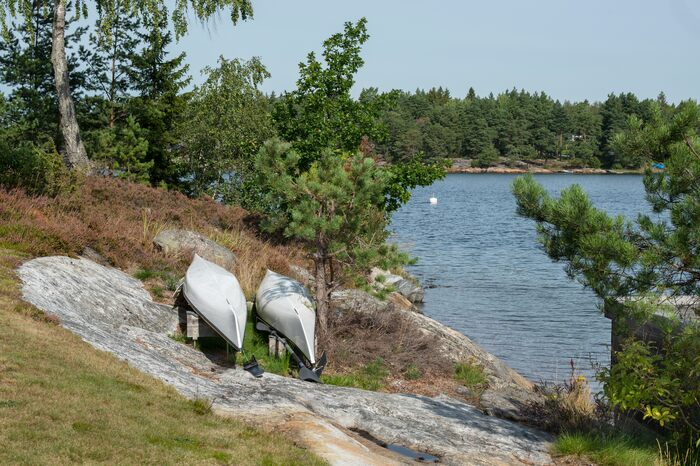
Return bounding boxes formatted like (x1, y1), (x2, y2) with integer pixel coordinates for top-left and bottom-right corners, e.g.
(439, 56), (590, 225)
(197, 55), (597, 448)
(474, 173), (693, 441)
(0, 249), (325, 465)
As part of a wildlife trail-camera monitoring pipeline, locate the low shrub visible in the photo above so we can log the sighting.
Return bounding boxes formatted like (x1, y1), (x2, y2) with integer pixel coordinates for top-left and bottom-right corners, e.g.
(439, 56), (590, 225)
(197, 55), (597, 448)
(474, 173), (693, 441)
(0, 138), (79, 197)
(525, 363), (597, 433)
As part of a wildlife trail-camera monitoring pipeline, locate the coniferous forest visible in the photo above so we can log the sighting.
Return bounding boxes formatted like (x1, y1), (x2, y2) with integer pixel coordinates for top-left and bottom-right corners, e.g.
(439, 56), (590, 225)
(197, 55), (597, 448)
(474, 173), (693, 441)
(373, 87), (679, 169)
(0, 2), (689, 201)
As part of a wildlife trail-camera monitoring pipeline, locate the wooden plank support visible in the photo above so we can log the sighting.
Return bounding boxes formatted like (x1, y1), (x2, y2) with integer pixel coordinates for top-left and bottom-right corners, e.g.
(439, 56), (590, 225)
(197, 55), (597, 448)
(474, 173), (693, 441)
(185, 310), (217, 340)
(268, 334), (286, 358)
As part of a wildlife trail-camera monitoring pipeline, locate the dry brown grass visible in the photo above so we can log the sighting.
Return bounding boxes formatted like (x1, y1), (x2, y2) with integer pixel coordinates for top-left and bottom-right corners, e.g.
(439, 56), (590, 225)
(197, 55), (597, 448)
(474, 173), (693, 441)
(324, 308), (456, 392)
(209, 228), (297, 298)
(0, 176), (300, 299)
(0, 249), (324, 465)
(525, 369), (598, 433)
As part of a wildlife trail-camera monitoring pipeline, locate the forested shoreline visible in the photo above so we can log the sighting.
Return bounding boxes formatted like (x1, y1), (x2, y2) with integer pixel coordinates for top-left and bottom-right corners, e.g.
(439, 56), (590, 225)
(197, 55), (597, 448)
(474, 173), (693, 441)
(373, 87), (679, 170)
(1, 2), (689, 197)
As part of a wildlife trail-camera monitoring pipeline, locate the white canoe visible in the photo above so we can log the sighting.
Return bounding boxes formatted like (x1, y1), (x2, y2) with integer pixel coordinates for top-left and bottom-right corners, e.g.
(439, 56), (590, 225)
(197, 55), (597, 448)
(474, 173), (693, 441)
(255, 270), (316, 365)
(182, 254), (247, 350)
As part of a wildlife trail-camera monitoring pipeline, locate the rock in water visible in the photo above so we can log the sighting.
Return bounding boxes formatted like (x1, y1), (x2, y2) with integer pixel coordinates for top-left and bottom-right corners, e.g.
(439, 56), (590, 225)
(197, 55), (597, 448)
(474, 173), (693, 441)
(153, 229), (236, 269)
(19, 256), (553, 466)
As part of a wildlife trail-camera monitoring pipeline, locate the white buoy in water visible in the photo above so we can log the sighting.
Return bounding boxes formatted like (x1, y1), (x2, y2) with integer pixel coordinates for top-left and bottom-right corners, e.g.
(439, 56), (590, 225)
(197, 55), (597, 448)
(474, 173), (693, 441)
(429, 195), (438, 205)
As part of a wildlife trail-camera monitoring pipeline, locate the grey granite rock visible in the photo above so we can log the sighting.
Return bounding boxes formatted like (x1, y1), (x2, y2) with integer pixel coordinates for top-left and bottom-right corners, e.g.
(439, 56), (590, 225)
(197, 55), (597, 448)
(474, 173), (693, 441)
(19, 256), (553, 466)
(153, 229), (236, 269)
(289, 264), (315, 287)
(332, 287), (543, 421)
(370, 267), (424, 303)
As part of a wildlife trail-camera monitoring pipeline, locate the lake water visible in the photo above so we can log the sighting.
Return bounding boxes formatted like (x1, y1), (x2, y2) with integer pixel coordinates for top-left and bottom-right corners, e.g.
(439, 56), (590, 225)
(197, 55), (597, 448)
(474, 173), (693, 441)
(390, 174), (649, 389)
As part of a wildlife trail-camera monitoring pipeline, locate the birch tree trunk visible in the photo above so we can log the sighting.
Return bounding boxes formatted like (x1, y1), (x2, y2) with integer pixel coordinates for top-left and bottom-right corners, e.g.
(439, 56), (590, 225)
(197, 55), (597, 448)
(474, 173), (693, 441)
(51, 0), (90, 170)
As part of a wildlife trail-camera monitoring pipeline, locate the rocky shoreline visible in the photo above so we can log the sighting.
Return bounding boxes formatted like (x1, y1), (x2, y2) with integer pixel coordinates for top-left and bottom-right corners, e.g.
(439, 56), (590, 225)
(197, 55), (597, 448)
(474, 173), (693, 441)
(447, 158), (644, 175)
(449, 166), (622, 175)
(19, 255), (554, 465)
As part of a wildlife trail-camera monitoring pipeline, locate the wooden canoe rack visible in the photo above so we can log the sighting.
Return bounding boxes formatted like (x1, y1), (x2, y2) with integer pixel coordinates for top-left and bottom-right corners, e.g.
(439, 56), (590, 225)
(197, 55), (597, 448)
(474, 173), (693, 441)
(178, 308), (217, 341)
(268, 333), (286, 358)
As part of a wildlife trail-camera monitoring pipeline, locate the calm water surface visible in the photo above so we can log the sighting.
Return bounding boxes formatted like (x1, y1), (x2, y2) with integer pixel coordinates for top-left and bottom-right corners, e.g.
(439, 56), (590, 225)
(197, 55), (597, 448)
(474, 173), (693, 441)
(390, 174), (649, 388)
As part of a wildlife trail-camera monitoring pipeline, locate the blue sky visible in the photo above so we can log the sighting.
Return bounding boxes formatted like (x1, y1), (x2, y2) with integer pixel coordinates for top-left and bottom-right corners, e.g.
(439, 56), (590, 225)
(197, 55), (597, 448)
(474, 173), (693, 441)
(169, 0), (700, 103)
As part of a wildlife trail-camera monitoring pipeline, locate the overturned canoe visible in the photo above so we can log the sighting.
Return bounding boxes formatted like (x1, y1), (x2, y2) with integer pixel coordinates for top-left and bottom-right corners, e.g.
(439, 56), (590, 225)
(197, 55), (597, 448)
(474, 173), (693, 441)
(255, 270), (317, 365)
(182, 254), (246, 350)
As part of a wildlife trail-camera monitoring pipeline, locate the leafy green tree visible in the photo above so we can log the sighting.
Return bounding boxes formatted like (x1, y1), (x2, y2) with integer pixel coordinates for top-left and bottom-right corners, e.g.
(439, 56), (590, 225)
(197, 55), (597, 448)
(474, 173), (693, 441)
(254, 140), (405, 347)
(384, 156), (450, 212)
(273, 18), (393, 170)
(471, 143), (499, 168)
(512, 100), (700, 443)
(177, 56), (275, 201)
(0, 0), (253, 170)
(273, 18), (446, 213)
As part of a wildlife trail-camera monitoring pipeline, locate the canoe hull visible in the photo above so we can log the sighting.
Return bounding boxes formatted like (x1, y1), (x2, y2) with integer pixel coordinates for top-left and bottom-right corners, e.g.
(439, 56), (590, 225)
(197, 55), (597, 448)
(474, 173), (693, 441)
(182, 254), (246, 350)
(255, 270), (316, 365)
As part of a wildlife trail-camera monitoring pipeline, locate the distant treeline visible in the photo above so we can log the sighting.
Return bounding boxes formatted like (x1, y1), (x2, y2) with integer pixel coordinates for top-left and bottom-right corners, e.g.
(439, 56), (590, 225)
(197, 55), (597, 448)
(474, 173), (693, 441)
(369, 86), (682, 169)
(0, 2), (691, 196)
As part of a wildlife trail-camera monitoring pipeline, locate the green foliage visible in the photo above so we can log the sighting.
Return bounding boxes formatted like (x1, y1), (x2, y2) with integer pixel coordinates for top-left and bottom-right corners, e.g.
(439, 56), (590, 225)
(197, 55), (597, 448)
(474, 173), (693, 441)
(554, 431), (659, 466)
(255, 139), (399, 270)
(83, 0), (140, 124)
(188, 397), (213, 415)
(0, 2), (87, 144)
(254, 138), (410, 347)
(177, 56), (275, 201)
(375, 87), (678, 168)
(404, 363), (422, 380)
(127, 17), (191, 186)
(599, 330), (700, 435)
(273, 18), (393, 170)
(322, 358), (389, 391)
(471, 143), (500, 168)
(512, 100), (700, 443)
(88, 116), (152, 183)
(0, 137), (77, 196)
(383, 155), (448, 212)
(241, 316), (292, 376)
(453, 361), (487, 388)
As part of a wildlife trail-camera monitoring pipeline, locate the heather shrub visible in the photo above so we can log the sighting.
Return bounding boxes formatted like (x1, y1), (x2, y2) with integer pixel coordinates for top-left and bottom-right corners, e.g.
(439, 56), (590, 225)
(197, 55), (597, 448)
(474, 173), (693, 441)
(0, 176), (297, 300)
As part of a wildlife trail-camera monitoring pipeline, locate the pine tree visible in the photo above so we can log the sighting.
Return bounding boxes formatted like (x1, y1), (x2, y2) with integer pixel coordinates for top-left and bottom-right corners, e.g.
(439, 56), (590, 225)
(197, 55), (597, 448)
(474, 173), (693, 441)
(512, 101), (700, 442)
(83, 0), (140, 128)
(255, 139), (405, 352)
(127, 16), (191, 185)
(460, 100), (492, 158)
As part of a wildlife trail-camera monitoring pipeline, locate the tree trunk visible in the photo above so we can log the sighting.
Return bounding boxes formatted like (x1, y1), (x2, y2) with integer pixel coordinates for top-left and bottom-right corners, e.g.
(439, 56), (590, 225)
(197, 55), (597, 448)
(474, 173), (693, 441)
(313, 239), (330, 354)
(51, 0), (90, 171)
